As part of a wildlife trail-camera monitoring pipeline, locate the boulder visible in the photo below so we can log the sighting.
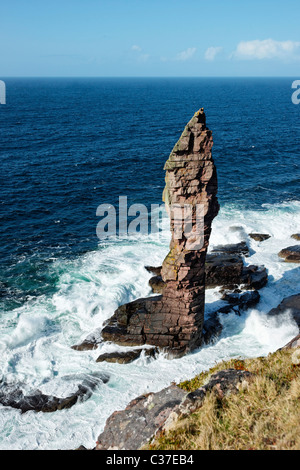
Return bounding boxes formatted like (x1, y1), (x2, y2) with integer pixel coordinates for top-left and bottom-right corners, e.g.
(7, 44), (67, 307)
(291, 234), (300, 241)
(278, 245), (300, 263)
(249, 233), (271, 242)
(0, 374), (109, 413)
(267, 294), (300, 330)
(148, 275), (164, 294)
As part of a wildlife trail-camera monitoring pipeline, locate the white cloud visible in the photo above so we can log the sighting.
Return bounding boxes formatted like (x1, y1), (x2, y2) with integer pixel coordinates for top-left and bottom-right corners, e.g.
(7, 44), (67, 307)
(232, 39), (300, 60)
(204, 46), (223, 61)
(139, 53), (149, 62)
(131, 45), (142, 52)
(131, 45), (149, 62)
(176, 47), (196, 61)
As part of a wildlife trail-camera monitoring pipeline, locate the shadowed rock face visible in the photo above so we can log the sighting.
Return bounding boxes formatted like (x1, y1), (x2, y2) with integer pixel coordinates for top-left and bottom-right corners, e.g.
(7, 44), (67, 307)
(102, 109), (219, 355)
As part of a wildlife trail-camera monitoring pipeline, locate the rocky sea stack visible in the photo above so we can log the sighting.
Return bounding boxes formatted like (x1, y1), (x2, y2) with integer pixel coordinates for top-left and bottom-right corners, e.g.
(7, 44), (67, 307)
(101, 108), (219, 356)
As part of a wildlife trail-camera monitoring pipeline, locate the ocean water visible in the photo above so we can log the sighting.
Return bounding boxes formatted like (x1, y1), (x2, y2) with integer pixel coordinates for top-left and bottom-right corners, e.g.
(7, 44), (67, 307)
(0, 78), (299, 449)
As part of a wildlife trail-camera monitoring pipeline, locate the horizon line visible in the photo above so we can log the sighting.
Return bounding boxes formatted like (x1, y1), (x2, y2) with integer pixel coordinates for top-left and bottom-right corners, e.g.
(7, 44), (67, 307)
(1, 75), (299, 79)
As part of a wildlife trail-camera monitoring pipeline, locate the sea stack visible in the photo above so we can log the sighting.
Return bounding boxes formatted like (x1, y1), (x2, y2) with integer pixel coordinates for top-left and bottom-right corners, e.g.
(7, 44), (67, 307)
(101, 108), (219, 355)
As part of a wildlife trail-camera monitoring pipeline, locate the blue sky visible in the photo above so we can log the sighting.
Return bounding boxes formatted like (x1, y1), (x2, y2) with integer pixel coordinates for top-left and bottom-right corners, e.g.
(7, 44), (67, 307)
(1, 0), (300, 77)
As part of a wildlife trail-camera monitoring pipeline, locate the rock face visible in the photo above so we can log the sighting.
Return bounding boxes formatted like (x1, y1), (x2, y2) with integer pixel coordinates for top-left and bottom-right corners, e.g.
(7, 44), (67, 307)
(267, 294), (300, 330)
(95, 369), (253, 450)
(147, 254), (268, 293)
(278, 245), (300, 263)
(102, 109), (219, 355)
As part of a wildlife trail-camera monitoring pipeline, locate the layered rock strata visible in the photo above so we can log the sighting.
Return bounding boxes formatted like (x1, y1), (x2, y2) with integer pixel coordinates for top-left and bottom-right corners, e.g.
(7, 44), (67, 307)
(102, 109), (219, 355)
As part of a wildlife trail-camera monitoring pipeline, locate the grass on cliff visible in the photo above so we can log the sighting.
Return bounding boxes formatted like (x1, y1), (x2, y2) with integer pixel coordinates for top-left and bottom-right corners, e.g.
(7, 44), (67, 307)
(146, 348), (300, 451)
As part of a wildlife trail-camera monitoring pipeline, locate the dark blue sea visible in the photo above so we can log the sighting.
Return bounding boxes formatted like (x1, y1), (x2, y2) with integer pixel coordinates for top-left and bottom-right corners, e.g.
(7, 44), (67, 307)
(0, 78), (299, 449)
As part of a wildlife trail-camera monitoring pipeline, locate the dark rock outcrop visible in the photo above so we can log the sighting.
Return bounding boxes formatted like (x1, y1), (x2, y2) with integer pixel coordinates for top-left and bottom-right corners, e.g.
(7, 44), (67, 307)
(0, 373), (109, 413)
(267, 294), (300, 330)
(71, 329), (102, 351)
(101, 109), (219, 355)
(219, 290), (260, 314)
(96, 347), (158, 364)
(278, 245), (300, 263)
(95, 369), (253, 450)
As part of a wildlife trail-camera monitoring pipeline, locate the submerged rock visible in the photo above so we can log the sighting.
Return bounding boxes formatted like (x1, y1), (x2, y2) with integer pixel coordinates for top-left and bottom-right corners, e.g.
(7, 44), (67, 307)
(278, 245), (300, 263)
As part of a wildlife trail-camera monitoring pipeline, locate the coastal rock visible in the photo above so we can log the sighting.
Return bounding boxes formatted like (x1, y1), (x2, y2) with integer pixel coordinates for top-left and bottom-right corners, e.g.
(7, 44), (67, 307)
(267, 294), (300, 330)
(96, 347), (158, 364)
(178, 369), (253, 418)
(211, 241), (250, 257)
(219, 290), (260, 314)
(72, 340), (99, 351)
(291, 234), (300, 241)
(281, 333), (300, 350)
(147, 257), (268, 292)
(96, 384), (186, 450)
(205, 253), (244, 288)
(145, 266), (162, 276)
(202, 314), (223, 344)
(102, 109), (219, 355)
(278, 245), (300, 263)
(0, 374), (109, 413)
(71, 329), (102, 351)
(249, 233), (271, 242)
(95, 369), (253, 450)
(241, 264), (268, 290)
(148, 275), (164, 294)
